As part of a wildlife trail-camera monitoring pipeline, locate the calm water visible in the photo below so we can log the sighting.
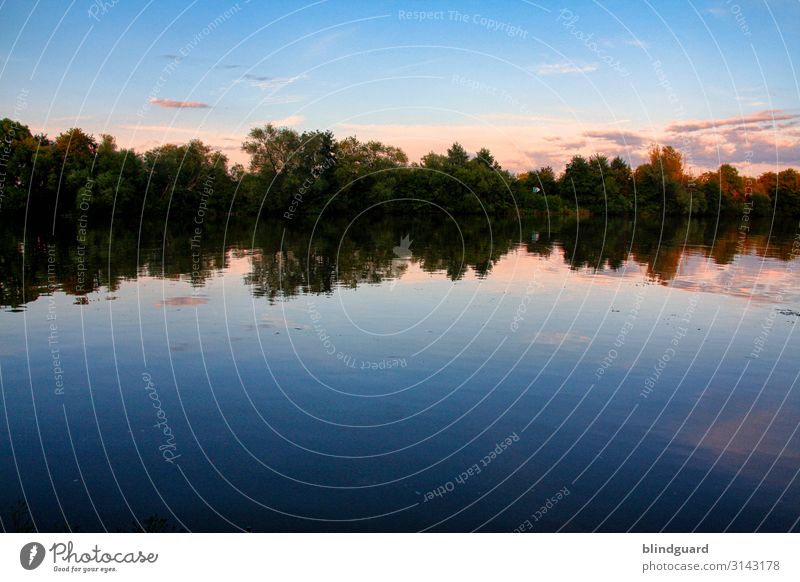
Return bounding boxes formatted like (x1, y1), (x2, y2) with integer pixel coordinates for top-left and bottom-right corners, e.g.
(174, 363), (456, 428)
(1, 211), (799, 532)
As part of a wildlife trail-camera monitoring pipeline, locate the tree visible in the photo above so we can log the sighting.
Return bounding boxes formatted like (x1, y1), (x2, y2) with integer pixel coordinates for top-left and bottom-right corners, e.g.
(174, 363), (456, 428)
(474, 147), (499, 170)
(330, 137), (407, 209)
(51, 128), (98, 216)
(719, 164), (744, 201)
(240, 125), (340, 214)
(241, 124), (304, 176)
(775, 168), (800, 215)
(517, 167), (561, 212)
(144, 140), (233, 220)
(560, 154), (615, 212)
(519, 166), (557, 196)
(3, 116), (800, 221)
(633, 145), (690, 215)
(608, 156), (634, 212)
(0, 118), (42, 212)
(52, 127), (97, 168)
(90, 134), (145, 214)
(446, 143), (469, 167)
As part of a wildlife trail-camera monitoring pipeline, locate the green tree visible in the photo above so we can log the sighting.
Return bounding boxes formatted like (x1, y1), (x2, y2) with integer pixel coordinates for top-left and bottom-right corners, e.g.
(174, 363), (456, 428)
(446, 143), (470, 167)
(144, 140), (232, 221)
(51, 127), (97, 216)
(608, 156), (634, 212)
(517, 166), (561, 212)
(775, 168), (800, 215)
(91, 134), (145, 214)
(634, 145), (689, 215)
(0, 118), (46, 212)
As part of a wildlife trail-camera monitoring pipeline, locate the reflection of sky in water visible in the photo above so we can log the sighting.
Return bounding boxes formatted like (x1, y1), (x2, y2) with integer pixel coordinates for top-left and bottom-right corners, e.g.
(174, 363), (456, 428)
(137, 242), (800, 305)
(1, 225), (798, 533)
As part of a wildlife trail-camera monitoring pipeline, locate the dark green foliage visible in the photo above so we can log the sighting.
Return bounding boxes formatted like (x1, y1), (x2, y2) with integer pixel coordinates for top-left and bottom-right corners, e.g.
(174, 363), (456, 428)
(143, 139), (234, 220)
(1, 117), (799, 222)
(557, 154), (634, 213)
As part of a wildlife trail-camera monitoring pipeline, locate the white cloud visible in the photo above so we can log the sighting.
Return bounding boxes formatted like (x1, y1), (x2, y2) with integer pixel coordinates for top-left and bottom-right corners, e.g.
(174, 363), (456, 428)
(535, 63), (598, 75)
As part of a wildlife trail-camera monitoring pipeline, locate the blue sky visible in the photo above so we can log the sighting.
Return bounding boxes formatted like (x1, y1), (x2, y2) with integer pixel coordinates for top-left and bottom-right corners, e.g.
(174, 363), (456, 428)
(1, 0), (799, 172)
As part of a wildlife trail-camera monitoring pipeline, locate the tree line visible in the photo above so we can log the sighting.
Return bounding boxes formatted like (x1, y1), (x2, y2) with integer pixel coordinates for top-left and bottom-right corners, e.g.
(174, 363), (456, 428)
(2, 117), (799, 223)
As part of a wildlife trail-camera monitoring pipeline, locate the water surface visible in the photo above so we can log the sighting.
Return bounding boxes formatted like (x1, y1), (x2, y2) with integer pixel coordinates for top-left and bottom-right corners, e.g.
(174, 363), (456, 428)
(1, 212), (799, 532)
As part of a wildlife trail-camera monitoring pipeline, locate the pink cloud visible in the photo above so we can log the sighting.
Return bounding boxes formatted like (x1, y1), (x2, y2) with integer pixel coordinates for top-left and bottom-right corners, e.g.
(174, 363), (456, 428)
(148, 98), (209, 109)
(270, 115), (304, 126)
(334, 113), (797, 175)
(666, 109), (799, 133)
(583, 130), (649, 147)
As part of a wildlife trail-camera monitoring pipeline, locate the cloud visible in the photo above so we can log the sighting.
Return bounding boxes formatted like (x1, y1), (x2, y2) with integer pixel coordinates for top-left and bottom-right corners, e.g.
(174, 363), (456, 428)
(543, 136), (587, 150)
(558, 140), (588, 150)
(689, 129), (800, 166)
(583, 130), (650, 147)
(245, 74), (306, 91)
(253, 75), (306, 90)
(334, 121), (587, 172)
(535, 63), (598, 75)
(269, 115), (304, 126)
(148, 98), (209, 109)
(666, 110), (800, 133)
(311, 108), (800, 175)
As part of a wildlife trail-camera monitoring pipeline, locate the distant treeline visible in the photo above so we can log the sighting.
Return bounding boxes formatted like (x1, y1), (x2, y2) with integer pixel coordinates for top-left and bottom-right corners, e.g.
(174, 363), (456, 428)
(2, 117), (799, 221)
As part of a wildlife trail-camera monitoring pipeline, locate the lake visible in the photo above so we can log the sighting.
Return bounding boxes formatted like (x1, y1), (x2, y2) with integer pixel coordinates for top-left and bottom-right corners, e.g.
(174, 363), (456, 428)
(1, 210), (799, 532)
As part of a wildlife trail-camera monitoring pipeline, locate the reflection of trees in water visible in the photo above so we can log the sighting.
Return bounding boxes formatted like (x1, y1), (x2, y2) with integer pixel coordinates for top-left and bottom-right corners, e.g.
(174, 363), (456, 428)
(1, 214), (798, 309)
(551, 216), (799, 284)
(0, 220), (231, 309)
(245, 215), (518, 301)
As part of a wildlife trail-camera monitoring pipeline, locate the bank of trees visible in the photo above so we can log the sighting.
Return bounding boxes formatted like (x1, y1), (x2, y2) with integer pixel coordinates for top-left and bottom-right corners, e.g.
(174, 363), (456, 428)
(523, 145), (799, 218)
(1, 117), (798, 223)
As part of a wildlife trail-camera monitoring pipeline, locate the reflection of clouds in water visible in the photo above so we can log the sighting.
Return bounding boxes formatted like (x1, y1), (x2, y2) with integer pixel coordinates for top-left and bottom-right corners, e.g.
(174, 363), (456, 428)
(160, 243), (800, 306)
(155, 296), (208, 308)
(225, 252), (256, 275)
(549, 247), (800, 304)
(676, 409), (800, 481)
(384, 260), (444, 284)
(388, 258), (410, 288)
(669, 253), (800, 304)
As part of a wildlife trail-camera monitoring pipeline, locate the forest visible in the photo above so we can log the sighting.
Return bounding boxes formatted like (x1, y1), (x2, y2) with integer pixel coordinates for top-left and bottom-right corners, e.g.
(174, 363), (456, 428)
(2, 116), (799, 223)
